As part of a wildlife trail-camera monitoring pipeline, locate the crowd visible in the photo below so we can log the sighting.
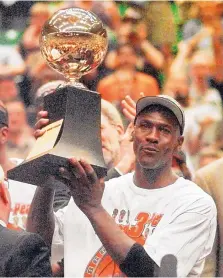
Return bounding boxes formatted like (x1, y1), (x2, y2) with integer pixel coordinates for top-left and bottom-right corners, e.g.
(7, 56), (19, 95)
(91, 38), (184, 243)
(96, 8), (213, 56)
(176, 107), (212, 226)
(0, 0), (223, 277)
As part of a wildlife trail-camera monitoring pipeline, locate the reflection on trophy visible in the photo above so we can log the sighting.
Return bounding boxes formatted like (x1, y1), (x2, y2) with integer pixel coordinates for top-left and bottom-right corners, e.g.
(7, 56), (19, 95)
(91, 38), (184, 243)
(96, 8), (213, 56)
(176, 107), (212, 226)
(41, 8), (108, 84)
(8, 8), (108, 186)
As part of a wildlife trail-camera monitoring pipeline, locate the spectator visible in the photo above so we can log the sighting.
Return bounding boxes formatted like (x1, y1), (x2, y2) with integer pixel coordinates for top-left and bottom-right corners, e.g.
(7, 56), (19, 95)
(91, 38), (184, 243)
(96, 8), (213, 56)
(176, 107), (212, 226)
(198, 148), (223, 169)
(27, 95), (216, 277)
(0, 79), (19, 103)
(0, 165), (52, 277)
(63, 0), (121, 31)
(167, 39), (223, 169)
(194, 157), (223, 277)
(0, 44), (25, 103)
(6, 100), (35, 160)
(97, 43), (159, 122)
(105, 7), (164, 86)
(0, 101), (36, 230)
(0, 45), (25, 79)
(19, 2), (60, 105)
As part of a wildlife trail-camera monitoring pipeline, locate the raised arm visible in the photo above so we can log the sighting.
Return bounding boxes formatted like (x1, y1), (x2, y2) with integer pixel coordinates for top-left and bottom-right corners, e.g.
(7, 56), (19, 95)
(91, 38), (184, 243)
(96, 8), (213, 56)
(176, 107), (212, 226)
(26, 181), (56, 247)
(26, 111), (55, 246)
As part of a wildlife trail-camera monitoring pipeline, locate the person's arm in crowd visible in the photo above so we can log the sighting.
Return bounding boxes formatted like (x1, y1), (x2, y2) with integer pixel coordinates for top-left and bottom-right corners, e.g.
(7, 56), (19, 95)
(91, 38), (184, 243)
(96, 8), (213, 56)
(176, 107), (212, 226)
(115, 122), (135, 174)
(0, 64), (25, 77)
(169, 27), (212, 76)
(26, 111), (55, 245)
(140, 40), (164, 70)
(168, 41), (191, 76)
(26, 185), (55, 247)
(0, 48), (25, 77)
(211, 18), (223, 83)
(105, 42), (164, 71)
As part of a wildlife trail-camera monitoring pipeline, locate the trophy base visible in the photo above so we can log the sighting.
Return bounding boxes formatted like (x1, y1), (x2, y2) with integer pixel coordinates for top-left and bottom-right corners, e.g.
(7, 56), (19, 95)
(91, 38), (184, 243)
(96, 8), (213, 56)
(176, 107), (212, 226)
(7, 153), (106, 187)
(7, 85), (107, 187)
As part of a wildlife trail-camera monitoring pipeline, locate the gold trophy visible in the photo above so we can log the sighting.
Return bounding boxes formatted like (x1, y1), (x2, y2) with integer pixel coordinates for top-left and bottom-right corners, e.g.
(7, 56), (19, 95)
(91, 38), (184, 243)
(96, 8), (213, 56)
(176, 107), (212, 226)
(8, 8), (108, 186)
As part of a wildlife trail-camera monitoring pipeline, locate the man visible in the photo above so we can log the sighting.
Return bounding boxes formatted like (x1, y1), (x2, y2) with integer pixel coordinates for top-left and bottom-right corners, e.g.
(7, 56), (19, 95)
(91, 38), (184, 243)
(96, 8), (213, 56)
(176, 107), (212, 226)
(97, 43), (159, 109)
(0, 165), (52, 277)
(194, 158), (223, 277)
(6, 99), (35, 159)
(27, 95), (216, 277)
(0, 101), (36, 230)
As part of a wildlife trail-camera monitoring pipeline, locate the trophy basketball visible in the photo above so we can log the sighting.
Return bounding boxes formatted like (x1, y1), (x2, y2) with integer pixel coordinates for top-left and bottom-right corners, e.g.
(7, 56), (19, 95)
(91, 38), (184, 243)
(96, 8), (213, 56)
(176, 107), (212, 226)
(8, 8), (108, 186)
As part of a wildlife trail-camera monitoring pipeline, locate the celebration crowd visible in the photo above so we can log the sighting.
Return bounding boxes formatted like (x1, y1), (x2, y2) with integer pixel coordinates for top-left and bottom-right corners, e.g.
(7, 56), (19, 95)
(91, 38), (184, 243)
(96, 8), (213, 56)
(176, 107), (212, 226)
(0, 1), (223, 277)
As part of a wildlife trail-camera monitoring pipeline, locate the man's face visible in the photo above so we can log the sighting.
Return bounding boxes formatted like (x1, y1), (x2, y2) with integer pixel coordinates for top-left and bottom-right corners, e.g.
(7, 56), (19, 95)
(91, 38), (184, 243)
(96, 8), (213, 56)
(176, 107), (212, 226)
(117, 45), (137, 68)
(101, 114), (122, 169)
(133, 111), (183, 170)
(6, 102), (26, 134)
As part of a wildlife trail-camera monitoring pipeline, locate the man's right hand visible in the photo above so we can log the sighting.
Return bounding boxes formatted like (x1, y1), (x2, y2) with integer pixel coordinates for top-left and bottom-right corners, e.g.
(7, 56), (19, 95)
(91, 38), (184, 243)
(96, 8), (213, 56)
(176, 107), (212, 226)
(34, 110), (49, 139)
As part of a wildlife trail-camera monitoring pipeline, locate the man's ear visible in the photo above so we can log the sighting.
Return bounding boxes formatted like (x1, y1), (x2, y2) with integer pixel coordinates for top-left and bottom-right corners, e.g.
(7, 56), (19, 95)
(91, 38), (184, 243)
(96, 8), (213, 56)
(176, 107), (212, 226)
(0, 127), (8, 145)
(116, 124), (125, 142)
(175, 136), (184, 153)
(130, 130), (134, 142)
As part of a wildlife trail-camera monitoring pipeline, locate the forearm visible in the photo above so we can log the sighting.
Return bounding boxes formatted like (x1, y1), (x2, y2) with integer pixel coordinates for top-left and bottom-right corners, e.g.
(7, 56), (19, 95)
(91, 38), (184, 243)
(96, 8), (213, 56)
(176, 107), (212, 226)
(0, 65), (25, 77)
(212, 34), (223, 82)
(141, 40), (164, 70)
(26, 186), (55, 246)
(84, 206), (134, 264)
(169, 52), (188, 76)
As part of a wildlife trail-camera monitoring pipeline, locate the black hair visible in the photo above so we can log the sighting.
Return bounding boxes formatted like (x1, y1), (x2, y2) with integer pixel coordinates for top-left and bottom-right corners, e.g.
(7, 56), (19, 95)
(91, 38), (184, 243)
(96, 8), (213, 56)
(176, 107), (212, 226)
(0, 103), (8, 127)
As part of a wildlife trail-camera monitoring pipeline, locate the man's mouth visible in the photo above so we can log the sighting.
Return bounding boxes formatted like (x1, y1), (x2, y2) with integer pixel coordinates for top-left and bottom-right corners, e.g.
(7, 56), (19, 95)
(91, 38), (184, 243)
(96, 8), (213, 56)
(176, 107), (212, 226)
(142, 146), (159, 154)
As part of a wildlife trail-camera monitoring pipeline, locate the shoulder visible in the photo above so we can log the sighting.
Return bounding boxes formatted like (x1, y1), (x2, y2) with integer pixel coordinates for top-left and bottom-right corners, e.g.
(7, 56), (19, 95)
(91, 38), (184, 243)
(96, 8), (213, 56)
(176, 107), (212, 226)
(0, 228), (48, 253)
(97, 74), (115, 88)
(7, 230), (48, 252)
(105, 172), (133, 187)
(103, 173), (133, 196)
(195, 158), (223, 178)
(193, 158), (223, 195)
(173, 178), (216, 219)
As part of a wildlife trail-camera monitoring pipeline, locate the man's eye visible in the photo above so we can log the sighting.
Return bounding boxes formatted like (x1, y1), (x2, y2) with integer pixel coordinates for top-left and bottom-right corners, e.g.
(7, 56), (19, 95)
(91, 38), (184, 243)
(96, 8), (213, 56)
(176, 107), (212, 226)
(140, 123), (150, 129)
(160, 127), (171, 134)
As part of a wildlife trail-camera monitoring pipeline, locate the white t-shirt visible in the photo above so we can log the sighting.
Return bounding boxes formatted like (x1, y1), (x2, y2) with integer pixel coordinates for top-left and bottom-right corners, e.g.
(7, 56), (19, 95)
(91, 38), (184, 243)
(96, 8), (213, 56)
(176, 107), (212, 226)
(52, 173), (216, 277)
(7, 158), (36, 230)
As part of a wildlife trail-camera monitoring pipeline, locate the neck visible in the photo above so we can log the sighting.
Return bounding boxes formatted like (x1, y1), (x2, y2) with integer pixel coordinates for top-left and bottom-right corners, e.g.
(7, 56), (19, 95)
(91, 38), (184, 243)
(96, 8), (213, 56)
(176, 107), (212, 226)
(192, 78), (208, 93)
(8, 131), (22, 144)
(134, 162), (178, 189)
(117, 66), (135, 73)
(0, 147), (16, 175)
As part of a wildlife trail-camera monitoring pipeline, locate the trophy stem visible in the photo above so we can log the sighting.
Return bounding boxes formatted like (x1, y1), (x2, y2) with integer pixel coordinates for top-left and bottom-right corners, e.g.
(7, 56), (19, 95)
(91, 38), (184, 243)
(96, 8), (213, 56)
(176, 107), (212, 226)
(64, 76), (86, 89)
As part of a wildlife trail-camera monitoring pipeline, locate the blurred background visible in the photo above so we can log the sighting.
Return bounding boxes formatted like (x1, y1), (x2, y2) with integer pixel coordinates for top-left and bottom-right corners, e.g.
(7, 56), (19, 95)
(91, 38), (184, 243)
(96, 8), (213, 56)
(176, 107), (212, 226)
(1, 0), (223, 173)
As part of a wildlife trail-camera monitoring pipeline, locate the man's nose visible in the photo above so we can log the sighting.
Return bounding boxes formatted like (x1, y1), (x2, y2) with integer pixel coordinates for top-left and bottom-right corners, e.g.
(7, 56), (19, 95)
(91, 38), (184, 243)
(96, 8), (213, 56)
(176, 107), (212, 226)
(145, 127), (159, 143)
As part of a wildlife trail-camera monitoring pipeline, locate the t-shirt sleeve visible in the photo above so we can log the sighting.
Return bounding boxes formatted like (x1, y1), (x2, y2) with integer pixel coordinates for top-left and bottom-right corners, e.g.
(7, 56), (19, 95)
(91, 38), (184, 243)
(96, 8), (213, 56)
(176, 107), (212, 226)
(144, 199), (217, 277)
(51, 206), (67, 263)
